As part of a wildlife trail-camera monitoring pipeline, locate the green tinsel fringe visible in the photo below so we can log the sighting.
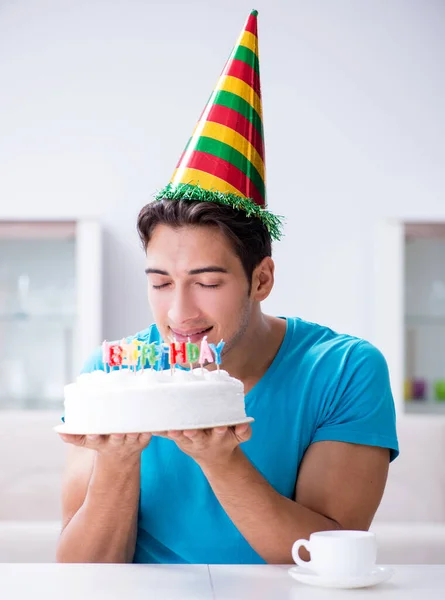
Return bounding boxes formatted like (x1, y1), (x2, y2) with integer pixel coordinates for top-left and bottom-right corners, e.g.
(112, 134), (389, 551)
(154, 183), (284, 241)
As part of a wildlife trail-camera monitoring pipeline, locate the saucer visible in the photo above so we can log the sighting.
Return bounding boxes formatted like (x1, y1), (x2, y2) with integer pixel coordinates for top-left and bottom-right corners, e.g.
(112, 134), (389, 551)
(288, 566), (394, 589)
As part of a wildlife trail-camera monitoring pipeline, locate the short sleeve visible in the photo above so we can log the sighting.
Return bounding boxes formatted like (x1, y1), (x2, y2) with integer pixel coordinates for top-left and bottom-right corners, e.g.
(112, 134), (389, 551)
(312, 340), (399, 461)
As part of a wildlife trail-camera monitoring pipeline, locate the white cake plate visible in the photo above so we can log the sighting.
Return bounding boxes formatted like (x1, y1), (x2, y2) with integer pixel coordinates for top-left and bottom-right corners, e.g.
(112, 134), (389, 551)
(54, 416), (254, 435)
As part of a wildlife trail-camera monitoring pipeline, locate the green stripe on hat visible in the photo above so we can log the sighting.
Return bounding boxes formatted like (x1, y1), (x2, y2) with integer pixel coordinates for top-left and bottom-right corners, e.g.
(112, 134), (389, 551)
(232, 45), (260, 75)
(195, 136), (265, 201)
(212, 90), (263, 140)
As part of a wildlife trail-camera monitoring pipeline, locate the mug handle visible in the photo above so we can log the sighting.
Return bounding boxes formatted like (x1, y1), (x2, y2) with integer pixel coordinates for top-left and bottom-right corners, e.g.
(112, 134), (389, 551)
(292, 538), (312, 568)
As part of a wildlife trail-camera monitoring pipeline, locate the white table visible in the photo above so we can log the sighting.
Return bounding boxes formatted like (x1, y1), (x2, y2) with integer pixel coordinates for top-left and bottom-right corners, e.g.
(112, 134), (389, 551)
(0, 564), (444, 599)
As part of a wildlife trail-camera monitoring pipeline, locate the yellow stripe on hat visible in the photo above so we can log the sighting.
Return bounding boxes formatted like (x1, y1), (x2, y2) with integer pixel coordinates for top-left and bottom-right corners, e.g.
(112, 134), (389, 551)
(218, 75), (262, 118)
(235, 31), (258, 57)
(197, 121), (264, 180)
(171, 167), (246, 197)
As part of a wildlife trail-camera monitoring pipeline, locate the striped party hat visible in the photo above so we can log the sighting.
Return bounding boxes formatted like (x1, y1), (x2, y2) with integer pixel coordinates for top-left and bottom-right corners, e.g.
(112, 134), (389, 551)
(155, 9), (283, 240)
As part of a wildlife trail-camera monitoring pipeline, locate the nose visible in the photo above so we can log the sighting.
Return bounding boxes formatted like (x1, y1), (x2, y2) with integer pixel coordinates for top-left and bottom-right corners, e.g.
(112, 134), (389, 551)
(168, 286), (200, 325)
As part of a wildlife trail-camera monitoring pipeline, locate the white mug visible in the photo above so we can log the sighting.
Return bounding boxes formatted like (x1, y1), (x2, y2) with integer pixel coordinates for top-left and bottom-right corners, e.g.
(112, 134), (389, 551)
(292, 530), (377, 578)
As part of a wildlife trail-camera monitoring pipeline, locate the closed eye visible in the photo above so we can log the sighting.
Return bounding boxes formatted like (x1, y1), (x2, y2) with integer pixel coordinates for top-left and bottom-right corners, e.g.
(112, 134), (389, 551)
(152, 283), (171, 290)
(196, 283), (220, 289)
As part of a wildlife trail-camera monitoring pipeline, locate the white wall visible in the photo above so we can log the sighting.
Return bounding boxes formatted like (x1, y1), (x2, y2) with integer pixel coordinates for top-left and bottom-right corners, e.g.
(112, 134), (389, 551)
(0, 0), (444, 344)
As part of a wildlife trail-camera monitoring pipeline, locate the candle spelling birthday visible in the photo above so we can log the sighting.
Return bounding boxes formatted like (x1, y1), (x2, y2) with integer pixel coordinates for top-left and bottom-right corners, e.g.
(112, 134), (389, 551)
(102, 337), (225, 372)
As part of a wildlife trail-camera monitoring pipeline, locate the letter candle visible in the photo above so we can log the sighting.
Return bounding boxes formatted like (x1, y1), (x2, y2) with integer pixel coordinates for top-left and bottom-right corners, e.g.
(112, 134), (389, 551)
(159, 343), (170, 371)
(169, 341), (187, 368)
(199, 336), (214, 371)
(102, 336), (225, 374)
(186, 339), (200, 370)
(127, 339), (141, 373)
(102, 341), (110, 373)
(109, 344), (123, 369)
(140, 342), (158, 370)
(120, 339), (131, 371)
(209, 340), (225, 372)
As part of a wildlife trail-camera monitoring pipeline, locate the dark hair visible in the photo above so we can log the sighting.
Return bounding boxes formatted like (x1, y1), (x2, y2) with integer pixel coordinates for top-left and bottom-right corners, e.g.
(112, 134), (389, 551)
(137, 199), (272, 287)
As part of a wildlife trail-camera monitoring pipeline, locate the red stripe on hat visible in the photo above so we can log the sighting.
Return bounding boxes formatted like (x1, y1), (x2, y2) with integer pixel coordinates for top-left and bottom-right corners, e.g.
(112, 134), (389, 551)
(185, 150), (265, 207)
(223, 58), (261, 97)
(244, 14), (258, 36)
(205, 103), (264, 161)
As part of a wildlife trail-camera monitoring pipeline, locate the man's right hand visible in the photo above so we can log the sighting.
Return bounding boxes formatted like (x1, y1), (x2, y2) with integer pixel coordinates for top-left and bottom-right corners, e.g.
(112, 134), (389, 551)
(58, 432), (152, 459)
(57, 432), (150, 563)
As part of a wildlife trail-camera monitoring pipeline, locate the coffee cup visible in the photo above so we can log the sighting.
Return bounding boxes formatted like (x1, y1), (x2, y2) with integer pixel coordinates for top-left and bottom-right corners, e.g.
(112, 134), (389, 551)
(292, 530), (377, 578)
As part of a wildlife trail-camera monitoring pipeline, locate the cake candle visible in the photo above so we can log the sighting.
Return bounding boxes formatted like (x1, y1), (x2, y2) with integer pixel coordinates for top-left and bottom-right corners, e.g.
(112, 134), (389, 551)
(187, 337), (193, 370)
(210, 339), (225, 373)
(102, 340), (110, 373)
(141, 342), (155, 371)
(109, 344), (123, 369)
(199, 336), (214, 370)
(159, 343), (170, 371)
(128, 339), (140, 374)
(186, 340), (199, 370)
(119, 338), (128, 370)
(170, 341), (187, 367)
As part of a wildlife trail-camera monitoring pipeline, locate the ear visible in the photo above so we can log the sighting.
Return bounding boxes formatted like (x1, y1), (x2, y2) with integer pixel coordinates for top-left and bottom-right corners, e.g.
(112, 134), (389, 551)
(251, 257), (275, 302)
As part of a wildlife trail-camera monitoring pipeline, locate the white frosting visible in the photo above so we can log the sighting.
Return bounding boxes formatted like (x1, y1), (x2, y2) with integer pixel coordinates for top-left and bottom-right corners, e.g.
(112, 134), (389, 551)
(63, 367), (249, 433)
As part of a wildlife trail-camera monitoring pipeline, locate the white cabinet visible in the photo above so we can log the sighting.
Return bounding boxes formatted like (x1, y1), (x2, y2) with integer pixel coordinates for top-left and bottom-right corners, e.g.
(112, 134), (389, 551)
(375, 220), (445, 415)
(0, 220), (101, 410)
(0, 219), (101, 526)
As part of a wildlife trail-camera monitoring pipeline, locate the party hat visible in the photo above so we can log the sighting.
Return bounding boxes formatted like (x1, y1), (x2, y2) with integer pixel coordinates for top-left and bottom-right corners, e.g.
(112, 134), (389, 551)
(155, 9), (283, 240)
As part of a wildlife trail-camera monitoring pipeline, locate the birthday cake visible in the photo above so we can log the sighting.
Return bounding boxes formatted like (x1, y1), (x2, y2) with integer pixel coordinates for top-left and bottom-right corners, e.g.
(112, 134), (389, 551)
(55, 337), (253, 434)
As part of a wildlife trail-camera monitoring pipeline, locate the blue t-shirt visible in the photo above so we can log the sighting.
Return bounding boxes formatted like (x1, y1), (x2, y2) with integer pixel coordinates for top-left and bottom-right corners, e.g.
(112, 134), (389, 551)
(81, 316), (399, 564)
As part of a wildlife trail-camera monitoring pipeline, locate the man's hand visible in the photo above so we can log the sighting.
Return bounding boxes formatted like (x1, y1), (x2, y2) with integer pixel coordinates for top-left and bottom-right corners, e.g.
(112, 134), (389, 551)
(153, 424), (252, 469)
(57, 432), (150, 564)
(59, 433), (152, 460)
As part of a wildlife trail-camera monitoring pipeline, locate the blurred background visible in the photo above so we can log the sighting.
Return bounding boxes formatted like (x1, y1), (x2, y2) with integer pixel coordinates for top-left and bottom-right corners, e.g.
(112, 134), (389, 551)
(0, 0), (444, 563)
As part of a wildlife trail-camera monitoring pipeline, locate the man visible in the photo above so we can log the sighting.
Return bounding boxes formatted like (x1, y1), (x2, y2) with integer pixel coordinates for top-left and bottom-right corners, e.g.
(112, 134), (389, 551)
(57, 10), (398, 565)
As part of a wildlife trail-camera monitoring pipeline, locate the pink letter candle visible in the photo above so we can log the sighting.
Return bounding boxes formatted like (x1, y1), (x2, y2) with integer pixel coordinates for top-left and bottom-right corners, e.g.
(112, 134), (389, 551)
(102, 341), (110, 373)
(199, 336), (214, 366)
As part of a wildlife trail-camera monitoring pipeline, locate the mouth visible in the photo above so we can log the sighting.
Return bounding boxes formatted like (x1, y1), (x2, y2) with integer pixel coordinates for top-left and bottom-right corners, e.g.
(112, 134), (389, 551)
(168, 326), (213, 344)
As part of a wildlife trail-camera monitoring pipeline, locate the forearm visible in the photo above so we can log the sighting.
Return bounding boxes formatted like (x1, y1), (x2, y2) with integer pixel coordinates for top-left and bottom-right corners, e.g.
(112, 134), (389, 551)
(56, 454), (141, 563)
(200, 448), (339, 564)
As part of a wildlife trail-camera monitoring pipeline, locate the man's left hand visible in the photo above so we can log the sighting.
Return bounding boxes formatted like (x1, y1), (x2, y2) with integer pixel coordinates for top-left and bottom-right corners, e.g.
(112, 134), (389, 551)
(152, 424), (252, 469)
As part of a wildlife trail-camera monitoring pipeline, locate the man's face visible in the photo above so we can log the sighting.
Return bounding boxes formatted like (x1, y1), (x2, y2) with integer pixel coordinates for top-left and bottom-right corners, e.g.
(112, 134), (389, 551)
(145, 224), (252, 360)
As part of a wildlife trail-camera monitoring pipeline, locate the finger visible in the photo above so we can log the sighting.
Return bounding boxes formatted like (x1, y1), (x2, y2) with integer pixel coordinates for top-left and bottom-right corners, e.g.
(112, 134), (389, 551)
(167, 430), (191, 445)
(58, 434), (86, 446)
(235, 424), (249, 435)
(108, 434), (125, 446)
(182, 429), (208, 445)
(182, 429), (199, 439)
(213, 426), (228, 436)
(187, 430), (211, 450)
(124, 432), (152, 446)
(85, 434), (105, 449)
(138, 432), (152, 446)
(235, 423), (252, 442)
